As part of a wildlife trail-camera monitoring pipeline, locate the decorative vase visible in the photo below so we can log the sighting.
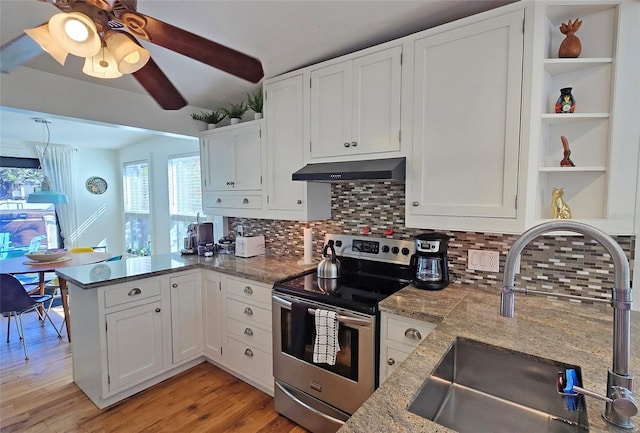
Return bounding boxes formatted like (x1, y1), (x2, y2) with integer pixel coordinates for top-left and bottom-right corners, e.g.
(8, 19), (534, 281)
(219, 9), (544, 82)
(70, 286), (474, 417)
(555, 87), (575, 114)
(560, 135), (575, 167)
(230, 118), (241, 125)
(254, 112), (263, 120)
(558, 18), (582, 58)
(207, 123), (217, 130)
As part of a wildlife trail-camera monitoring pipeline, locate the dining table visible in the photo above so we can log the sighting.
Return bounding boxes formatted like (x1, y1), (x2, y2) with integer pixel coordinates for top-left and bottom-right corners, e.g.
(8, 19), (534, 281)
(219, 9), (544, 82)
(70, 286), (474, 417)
(0, 251), (112, 342)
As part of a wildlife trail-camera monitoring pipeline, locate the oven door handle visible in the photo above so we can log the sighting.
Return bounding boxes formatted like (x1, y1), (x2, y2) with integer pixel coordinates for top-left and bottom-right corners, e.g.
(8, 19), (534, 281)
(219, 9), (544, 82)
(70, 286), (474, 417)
(275, 382), (347, 427)
(272, 294), (372, 328)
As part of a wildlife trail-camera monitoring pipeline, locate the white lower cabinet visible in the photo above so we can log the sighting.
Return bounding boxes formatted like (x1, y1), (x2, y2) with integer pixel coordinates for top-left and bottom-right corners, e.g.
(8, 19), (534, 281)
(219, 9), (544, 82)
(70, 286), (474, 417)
(379, 312), (436, 384)
(222, 276), (274, 393)
(170, 271), (203, 364)
(70, 269), (275, 408)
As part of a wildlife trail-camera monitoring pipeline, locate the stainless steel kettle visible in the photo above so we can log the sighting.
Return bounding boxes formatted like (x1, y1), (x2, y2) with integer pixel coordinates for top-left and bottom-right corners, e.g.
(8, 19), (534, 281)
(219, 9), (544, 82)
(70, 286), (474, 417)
(317, 240), (340, 279)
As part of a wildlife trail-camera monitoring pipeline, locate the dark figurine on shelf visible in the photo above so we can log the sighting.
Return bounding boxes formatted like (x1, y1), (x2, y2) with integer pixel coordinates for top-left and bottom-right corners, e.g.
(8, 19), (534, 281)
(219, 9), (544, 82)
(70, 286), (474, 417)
(558, 18), (582, 58)
(560, 135), (575, 167)
(555, 87), (576, 113)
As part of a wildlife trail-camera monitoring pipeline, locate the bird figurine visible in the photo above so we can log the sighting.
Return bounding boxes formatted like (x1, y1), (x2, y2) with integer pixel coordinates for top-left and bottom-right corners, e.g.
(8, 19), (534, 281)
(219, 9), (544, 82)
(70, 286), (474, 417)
(560, 136), (575, 167)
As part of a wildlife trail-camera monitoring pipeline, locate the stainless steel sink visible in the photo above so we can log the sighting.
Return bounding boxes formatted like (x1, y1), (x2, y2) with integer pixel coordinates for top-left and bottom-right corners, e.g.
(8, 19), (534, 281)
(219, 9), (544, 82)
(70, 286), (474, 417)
(407, 337), (589, 433)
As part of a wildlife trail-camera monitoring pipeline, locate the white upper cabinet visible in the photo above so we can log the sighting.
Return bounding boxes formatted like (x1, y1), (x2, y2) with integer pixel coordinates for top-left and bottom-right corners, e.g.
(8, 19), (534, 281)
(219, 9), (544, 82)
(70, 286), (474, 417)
(406, 10), (525, 232)
(524, 1), (639, 234)
(200, 121), (264, 216)
(264, 74), (331, 220)
(310, 46), (402, 160)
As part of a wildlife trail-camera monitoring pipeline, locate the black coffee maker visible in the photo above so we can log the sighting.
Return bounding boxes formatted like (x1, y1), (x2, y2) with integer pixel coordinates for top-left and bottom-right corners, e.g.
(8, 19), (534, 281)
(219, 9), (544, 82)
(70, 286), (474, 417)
(410, 233), (450, 290)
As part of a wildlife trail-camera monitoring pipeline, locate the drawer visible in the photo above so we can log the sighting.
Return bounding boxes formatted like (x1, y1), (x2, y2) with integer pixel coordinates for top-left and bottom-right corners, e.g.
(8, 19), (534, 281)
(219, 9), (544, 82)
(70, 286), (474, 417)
(226, 317), (272, 354)
(386, 316), (436, 348)
(206, 194), (262, 209)
(384, 346), (410, 379)
(104, 279), (161, 308)
(226, 336), (273, 385)
(226, 298), (271, 329)
(226, 277), (272, 306)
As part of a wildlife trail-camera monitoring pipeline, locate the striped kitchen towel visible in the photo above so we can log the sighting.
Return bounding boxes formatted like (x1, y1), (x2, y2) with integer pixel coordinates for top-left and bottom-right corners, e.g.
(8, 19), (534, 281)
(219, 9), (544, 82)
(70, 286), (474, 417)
(313, 309), (340, 365)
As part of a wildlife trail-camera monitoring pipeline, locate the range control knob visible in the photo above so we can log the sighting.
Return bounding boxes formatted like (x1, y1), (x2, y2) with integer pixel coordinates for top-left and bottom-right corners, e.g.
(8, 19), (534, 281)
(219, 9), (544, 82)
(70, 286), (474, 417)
(401, 247), (410, 256)
(382, 245), (390, 253)
(335, 240), (342, 247)
(391, 247), (400, 254)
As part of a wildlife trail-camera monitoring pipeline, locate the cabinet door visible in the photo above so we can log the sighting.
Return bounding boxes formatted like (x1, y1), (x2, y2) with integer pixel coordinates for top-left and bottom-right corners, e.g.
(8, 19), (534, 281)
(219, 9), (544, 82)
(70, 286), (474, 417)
(266, 75), (306, 211)
(310, 61), (352, 158)
(410, 11), (523, 219)
(170, 273), (203, 364)
(106, 301), (164, 393)
(351, 46), (402, 155)
(201, 123), (262, 192)
(201, 131), (235, 191)
(202, 271), (222, 360)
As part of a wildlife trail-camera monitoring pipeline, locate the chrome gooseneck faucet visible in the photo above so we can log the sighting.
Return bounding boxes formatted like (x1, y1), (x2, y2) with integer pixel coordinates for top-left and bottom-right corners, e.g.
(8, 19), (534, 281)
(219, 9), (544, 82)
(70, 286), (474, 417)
(500, 220), (636, 429)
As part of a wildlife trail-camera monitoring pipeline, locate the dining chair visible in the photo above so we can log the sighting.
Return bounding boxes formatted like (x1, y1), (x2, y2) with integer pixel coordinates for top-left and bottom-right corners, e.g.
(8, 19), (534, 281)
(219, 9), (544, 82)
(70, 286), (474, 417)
(0, 273), (62, 360)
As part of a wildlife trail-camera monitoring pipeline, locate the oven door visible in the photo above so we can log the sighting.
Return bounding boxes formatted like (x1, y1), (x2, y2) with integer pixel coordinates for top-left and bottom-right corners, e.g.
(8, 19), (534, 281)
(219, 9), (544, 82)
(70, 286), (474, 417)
(272, 293), (376, 415)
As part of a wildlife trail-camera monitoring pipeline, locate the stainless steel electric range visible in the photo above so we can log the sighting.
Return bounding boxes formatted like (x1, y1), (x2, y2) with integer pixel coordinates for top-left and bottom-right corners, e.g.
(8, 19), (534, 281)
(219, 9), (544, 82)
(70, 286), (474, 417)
(272, 234), (415, 433)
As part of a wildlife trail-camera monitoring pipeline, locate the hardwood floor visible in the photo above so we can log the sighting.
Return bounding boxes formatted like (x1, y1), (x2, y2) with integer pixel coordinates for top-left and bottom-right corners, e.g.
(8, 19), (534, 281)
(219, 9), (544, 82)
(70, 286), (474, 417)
(0, 307), (308, 433)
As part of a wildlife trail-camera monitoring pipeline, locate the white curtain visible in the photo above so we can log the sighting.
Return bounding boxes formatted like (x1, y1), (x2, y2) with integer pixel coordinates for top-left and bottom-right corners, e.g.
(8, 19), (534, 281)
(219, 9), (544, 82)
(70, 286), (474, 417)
(36, 144), (78, 248)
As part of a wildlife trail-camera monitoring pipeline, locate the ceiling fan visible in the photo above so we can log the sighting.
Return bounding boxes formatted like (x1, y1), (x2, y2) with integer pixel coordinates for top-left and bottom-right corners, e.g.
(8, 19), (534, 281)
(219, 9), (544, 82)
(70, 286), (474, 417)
(0, 0), (264, 110)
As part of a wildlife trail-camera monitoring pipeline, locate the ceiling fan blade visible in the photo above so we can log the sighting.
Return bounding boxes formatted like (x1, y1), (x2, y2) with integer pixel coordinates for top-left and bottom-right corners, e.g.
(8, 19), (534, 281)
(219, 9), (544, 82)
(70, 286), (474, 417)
(132, 58), (187, 110)
(121, 12), (264, 83)
(0, 33), (44, 73)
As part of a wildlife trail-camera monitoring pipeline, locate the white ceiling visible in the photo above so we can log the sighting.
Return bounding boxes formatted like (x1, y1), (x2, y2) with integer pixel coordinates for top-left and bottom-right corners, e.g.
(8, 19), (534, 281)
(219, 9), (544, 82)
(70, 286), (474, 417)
(0, 0), (515, 150)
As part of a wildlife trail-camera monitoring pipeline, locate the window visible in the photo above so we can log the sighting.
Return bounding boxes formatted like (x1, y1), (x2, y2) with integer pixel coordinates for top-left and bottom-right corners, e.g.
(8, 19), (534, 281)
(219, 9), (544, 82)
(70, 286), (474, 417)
(123, 161), (151, 256)
(168, 154), (203, 252)
(0, 157), (60, 260)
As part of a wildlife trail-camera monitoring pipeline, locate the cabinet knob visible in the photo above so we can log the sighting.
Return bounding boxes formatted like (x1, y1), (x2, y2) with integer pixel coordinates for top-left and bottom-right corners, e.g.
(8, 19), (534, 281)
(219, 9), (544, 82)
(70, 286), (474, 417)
(244, 307), (253, 316)
(244, 327), (254, 337)
(216, 198), (222, 203)
(128, 288), (142, 296)
(155, 308), (161, 313)
(172, 283), (178, 288)
(387, 358), (396, 366)
(412, 201), (419, 207)
(244, 286), (253, 295)
(244, 348), (254, 358)
(230, 181), (235, 187)
(351, 141), (357, 147)
(242, 198), (249, 204)
(344, 142), (350, 148)
(404, 328), (422, 340)
(297, 199), (302, 205)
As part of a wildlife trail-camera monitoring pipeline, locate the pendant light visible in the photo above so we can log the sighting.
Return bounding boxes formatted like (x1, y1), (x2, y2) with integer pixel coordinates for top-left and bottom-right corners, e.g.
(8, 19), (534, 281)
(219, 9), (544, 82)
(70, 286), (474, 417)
(27, 119), (69, 205)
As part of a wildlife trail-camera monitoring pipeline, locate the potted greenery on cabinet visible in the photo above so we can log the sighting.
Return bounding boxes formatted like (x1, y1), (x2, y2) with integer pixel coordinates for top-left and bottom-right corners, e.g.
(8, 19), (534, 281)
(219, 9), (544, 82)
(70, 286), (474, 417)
(222, 102), (248, 124)
(247, 90), (263, 120)
(191, 110), (226, 129)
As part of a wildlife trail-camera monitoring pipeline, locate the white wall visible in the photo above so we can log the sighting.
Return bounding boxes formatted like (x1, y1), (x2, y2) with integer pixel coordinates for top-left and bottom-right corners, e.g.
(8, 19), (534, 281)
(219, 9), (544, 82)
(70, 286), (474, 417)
(119, 134), (200, 255)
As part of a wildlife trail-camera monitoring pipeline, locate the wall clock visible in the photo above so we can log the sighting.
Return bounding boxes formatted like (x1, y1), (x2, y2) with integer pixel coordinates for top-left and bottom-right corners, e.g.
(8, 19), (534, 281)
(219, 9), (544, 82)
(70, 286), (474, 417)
(86, 176), (108, 195)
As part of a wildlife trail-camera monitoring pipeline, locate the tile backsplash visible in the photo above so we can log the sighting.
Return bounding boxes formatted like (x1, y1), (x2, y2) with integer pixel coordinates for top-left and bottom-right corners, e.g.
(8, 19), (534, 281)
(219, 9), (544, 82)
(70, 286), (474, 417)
(229, 181), (634, 302)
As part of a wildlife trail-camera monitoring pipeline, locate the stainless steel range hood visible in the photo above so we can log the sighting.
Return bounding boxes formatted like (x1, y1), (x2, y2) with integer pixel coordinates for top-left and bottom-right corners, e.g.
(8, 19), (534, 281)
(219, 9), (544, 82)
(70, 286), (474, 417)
(292, 157), (405, 182)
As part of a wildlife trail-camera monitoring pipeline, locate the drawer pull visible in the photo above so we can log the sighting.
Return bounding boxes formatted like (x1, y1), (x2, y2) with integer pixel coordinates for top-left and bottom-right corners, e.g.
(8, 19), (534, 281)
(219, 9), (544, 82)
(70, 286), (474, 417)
(155, 308), (161, 313)
(243, 286), (253, 295)
(244, 307), (253, 316)
(351, 141), (357, 147)
(296, 199), (302, 204)
(216, 198), (222, 203)
(172, 283), (178, 288)
(412, 201), (419, 207)
(404, 328), (422, 340)
(242, 198), (249, 204)
(244, 348), (254, 357)
(387, 358), (396, 366)
(128, 288), (142, 296)
(244, 327), (254, 337)
(343, 142), (350, 148)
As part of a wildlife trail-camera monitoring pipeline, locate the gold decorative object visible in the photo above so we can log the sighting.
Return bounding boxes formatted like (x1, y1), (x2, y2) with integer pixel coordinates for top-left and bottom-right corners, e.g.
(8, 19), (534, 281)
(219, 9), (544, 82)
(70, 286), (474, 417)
(551, 187), (572, 219)
(558, 18), (582, 58)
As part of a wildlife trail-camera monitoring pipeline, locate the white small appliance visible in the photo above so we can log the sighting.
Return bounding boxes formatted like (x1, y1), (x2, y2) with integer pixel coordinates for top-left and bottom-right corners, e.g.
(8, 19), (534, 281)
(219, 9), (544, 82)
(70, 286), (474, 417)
(235, 235), (265, 258)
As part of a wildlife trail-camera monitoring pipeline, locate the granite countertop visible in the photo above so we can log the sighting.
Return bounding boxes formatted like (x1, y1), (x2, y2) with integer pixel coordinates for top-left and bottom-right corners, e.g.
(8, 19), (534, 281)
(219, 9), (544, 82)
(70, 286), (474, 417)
(341, 284), (640, 433)
(56, 253), (316, 289)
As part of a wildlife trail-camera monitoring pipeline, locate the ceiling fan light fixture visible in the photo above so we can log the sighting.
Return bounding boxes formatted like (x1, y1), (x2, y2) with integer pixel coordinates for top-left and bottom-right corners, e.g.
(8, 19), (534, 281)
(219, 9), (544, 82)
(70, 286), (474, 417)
(106, 32), (150, 74)
(48, 12), (101, 57)
(24, 23), (68, 66)
(83, 45), (123, 79)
